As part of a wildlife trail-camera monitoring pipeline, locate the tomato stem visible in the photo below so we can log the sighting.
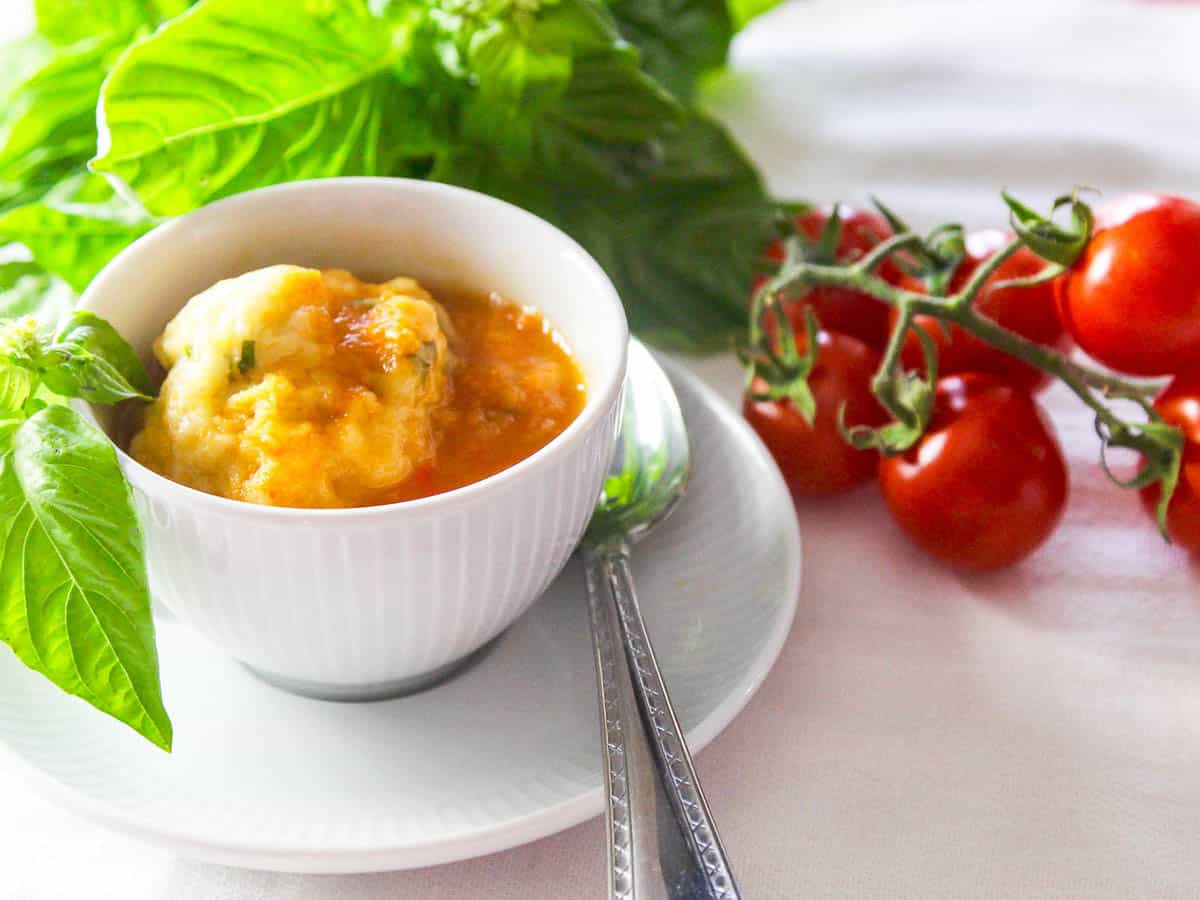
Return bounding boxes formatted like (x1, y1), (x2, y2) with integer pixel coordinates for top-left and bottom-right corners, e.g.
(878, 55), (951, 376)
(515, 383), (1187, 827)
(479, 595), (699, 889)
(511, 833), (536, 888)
(947, 238), (1019, 311)
(989, 263), (1065, 292)
(872, 304), (914, 421)
(775, 239), (1154, 400)
(854, 232), (924, 276)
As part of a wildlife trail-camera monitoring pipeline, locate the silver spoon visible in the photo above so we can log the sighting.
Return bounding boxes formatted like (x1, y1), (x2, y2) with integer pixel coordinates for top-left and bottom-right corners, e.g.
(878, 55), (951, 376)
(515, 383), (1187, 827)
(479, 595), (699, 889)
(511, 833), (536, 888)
(582, 340), (741, 900)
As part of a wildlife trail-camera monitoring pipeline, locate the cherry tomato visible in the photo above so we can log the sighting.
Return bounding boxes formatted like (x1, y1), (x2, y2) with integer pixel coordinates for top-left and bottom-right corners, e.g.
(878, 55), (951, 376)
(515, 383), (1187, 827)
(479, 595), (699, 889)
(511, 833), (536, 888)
(744, 330), (888, 496)
(1058, 194), (1200, 376)
(1140, 373), (1200, 551)
(897, 230), (1066, 392)
(879, 374), (1068, 570)
(756, 205), (903, 350)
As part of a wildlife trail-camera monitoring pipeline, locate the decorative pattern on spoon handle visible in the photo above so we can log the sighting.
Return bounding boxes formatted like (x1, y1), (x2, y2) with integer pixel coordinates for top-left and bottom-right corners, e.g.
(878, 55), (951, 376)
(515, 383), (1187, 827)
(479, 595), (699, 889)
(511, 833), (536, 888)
(605, 544), (743, 900)
(583, 547), (635, 900)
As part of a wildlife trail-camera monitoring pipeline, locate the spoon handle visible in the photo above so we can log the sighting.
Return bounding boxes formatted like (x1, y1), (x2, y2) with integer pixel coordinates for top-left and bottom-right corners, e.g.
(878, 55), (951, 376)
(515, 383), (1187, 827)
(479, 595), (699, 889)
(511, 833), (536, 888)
(585, 542), (742, 900)
(585, 545), (666, 900)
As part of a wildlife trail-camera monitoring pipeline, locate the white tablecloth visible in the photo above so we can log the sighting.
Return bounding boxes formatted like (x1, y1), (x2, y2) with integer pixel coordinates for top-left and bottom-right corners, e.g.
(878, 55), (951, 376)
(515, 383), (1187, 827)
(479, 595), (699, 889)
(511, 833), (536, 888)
(7, 1), (1200, 897)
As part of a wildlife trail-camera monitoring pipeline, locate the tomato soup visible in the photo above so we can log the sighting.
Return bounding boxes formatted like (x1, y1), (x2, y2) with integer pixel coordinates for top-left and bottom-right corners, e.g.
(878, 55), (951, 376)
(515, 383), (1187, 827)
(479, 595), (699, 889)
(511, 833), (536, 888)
(385, 290), (586, 502)
(130, 267), (585, 508)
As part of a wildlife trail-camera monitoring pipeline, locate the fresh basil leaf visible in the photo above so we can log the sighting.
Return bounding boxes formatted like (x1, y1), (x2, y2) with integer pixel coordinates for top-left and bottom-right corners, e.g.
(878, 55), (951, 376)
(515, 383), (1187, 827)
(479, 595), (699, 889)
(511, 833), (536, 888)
(604, 0), (783, 100)
(92, 0), (420, 217)
(0, 363), (35, 414)
(565, 115), (773, 350)
(447, 113), (773, 352)
(40, 310), (152, 403)
(604, 0), (734, 100)
(0, 32), (129, 214)
(420, 0), (680, 171)
(35, 0), (190, 45)
(0, 418), (21, 449)
(422, 0), (679, 161)
(3, 2), (188, 211)
(550, 51), (681, 143)
(0, 36), (51, 98)
(415, 2), (761, 350)
(0, 259), (76, 328)
(0, 405), (170, 750)
(423, 7), (571, 159)
(0, 175), (155, 292)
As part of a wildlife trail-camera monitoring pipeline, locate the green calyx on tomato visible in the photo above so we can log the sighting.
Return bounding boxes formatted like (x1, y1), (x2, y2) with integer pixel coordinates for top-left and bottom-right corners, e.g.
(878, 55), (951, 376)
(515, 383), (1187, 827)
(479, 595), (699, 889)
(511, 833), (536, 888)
(841, 316), (939, 457)
(742, 294), (822, 425)
(1002, 190), (1093, 268)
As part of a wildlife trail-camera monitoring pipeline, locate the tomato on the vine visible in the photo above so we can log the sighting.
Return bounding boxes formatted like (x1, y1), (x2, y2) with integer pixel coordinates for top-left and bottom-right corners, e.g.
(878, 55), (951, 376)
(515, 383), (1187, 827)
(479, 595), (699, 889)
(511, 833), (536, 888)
(1058, 194), (1200, 376)
(744, 330), (888, 496)
(897, 230), (1066, 392)
(878, 374), (1068, 570)
(756, 205), (906, 351)
(1140, 373), (1200, 551)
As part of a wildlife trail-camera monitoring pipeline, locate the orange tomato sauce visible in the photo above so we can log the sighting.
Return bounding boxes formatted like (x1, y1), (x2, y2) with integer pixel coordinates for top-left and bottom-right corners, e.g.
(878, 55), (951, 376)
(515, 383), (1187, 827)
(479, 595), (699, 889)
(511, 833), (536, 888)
(382, 290), (586, 503)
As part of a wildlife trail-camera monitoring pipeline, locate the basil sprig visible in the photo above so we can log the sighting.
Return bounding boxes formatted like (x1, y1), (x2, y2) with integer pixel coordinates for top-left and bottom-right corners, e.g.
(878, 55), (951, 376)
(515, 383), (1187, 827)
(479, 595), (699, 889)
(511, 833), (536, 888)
(0, 313), (170, 751)
(2, 0), (784, 353)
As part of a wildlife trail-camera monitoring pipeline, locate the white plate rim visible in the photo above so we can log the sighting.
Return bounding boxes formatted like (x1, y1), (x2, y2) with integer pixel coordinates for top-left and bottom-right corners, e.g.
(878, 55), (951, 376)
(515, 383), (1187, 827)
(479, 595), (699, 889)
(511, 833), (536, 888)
(0, 355), (802, 873)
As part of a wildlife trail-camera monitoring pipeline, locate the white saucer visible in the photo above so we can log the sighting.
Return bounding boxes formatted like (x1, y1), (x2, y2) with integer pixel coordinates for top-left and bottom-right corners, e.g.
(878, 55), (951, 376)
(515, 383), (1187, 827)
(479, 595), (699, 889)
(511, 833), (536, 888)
(0, 357), (801, 874)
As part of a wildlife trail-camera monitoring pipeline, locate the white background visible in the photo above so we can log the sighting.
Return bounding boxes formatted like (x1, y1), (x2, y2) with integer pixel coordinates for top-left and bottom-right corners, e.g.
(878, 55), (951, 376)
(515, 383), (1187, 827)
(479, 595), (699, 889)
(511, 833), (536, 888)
(6, 1), (1200, 897)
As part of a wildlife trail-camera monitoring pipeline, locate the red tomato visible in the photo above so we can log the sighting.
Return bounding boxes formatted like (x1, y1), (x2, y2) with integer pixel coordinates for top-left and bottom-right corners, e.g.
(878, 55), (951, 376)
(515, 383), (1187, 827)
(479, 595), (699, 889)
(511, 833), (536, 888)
(879, 374), (1068, 570)
(897, 230), (1066, 392)
(1058, 194), (1200, 376)
(1140, 373), (1200, 551)
(744, 330), (888, 496)
(756, 205), (903, 350)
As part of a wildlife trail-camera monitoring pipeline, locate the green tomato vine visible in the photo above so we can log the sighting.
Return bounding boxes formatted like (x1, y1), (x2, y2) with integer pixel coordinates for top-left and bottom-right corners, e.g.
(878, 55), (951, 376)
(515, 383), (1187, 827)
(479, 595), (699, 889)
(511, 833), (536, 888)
(743, 191), (1185, 537)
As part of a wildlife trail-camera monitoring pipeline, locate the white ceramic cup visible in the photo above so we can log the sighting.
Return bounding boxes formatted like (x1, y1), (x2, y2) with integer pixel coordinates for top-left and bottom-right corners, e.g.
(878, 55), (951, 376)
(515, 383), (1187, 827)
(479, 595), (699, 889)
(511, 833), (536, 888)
(78, 178), (628, 699)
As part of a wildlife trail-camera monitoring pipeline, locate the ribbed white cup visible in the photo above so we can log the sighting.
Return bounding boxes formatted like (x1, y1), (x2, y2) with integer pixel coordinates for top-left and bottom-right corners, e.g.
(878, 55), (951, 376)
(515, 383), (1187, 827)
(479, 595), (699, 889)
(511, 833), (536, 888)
(77, 178), (627, 696)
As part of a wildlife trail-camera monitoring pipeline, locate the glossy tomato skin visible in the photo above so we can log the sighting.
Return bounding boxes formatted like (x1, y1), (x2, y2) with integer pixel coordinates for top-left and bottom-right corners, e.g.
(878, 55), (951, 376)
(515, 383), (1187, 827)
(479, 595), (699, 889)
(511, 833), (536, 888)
(743, 330), (888, 496)
(898, 230), (1066, 392)
(1140, 373), (1200, 551)
(879, 374), (1068, 570)
(1058, 194), (1200, 376)
(757, 205), (901, 351)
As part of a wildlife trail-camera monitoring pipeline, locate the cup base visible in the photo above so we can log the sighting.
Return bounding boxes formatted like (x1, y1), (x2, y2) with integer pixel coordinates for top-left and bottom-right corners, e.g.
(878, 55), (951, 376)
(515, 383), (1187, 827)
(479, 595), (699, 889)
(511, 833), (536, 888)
(242, 644), (490, 702)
